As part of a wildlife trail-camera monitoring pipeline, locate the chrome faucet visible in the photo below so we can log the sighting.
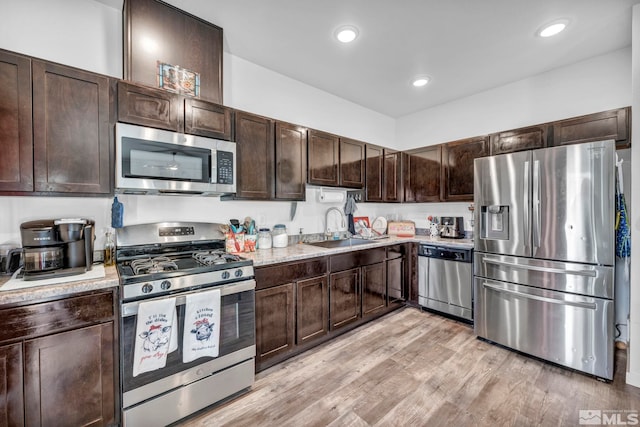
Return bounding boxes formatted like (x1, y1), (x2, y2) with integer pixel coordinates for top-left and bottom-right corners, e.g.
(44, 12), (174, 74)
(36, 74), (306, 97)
(325, 207), (346, 238)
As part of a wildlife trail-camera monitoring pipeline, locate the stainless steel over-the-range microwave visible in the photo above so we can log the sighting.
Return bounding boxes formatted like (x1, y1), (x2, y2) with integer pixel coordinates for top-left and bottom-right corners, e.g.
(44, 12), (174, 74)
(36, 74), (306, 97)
(115, 122), (236, 196)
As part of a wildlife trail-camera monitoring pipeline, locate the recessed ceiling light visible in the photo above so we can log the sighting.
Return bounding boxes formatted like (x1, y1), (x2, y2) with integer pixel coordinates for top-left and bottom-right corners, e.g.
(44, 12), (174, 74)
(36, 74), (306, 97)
(537, 19), (569, 38)
(412, 76), (430, 87)
(335, 26), (359, 43)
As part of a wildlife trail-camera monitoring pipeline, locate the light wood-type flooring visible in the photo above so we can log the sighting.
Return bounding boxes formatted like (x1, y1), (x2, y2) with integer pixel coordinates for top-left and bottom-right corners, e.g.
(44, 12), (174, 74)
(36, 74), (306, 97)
(183, 307), (640, 426)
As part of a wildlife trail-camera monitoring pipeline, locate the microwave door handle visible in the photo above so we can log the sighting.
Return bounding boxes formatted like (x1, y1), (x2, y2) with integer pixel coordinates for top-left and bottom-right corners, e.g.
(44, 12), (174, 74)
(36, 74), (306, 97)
(211, 150), (217, 184)
(523, 160), (530, 244)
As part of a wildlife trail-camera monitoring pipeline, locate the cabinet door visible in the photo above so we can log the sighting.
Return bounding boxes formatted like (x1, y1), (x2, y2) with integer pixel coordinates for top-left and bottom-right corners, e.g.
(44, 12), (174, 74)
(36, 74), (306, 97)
(441, 136), (488, 202)
(124, 0), (223, 104)
(32, 61), (111, 194)
(184, 98), (233, 140)
(387, 257), (405, 304)
(365, 144), (383, 201)
(308, 130), (339, 186)
(383, 149), (402, 202)
(296, 275), (329, 345)
(339, 138), (365, 188)
(551, 107), (630, 149)
(0, 50), (33, 192)
(362, 262), (387, 318)
(490, 125), (548, 155)
(404, 146), (441, 202)
(0, 343), (24, 427)
(255, 283), (295, 363)
(24, 323), (116, 427)
(275, 122), (307, 200)
(117, 81), (183, 132)
(330, 268), (360, 330)
(235, 111), (274, 200)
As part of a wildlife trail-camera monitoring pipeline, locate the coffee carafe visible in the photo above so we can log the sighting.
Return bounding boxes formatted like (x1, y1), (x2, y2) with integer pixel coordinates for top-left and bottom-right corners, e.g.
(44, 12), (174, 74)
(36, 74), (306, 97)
(20, 219), (95, 280)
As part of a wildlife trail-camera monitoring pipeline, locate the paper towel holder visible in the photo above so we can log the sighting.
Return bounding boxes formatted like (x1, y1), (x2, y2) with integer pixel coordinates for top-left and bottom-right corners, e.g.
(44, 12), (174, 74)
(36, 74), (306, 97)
(318, 187), (345, 203)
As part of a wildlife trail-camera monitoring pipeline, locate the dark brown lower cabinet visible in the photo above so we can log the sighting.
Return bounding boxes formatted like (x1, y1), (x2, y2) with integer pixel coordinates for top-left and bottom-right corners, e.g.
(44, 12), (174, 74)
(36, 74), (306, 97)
(24, 323), (115, 426)
(0, 289), (118, 427)
(0, 343), (23, 427)
(255, 283), (295, 364)
(387, 256), (404, 304)
(330, 268), (360, 330)
(296, 276), (329, 344)
(362, 262), (386, 318)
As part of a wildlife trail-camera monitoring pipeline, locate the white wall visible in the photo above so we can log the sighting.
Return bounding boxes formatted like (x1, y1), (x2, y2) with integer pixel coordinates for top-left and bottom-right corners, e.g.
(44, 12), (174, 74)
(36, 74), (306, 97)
(626, 4), (640, 388)
(396, 48), (632, 149)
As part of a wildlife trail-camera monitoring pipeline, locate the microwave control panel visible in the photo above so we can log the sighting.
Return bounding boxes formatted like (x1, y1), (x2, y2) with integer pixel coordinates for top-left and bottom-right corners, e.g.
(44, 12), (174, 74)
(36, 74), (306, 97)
(217, 151), (234, 184)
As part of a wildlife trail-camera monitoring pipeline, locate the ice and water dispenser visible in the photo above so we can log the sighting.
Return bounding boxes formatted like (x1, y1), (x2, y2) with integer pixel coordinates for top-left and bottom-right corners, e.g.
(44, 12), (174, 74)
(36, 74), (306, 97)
(480, 205), (510, 240)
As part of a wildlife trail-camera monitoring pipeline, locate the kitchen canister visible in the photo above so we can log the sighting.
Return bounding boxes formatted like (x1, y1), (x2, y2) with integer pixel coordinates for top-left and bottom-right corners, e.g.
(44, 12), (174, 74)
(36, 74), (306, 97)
(272, 224), (288, 248)
(257, 228), (272, 250)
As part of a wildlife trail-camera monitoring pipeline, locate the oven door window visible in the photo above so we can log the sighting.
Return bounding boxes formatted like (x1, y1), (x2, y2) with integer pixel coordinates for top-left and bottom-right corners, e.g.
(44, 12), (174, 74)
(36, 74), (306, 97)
(122, 137), (211, 183)
(121, 289), (255, 393)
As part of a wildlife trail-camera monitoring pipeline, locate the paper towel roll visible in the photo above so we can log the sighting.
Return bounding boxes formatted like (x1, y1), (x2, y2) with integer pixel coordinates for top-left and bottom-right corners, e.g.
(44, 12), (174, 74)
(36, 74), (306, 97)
(318, 190), (345, 203)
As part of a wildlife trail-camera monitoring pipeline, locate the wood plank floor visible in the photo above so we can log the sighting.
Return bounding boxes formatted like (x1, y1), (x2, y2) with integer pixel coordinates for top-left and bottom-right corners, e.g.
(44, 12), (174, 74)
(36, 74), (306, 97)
(183, 307), (640, 426)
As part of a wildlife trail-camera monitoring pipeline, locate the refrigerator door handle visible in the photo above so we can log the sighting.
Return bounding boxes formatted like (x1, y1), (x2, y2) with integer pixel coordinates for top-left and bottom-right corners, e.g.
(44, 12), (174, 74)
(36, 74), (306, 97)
(532, 160), (541, 249)
(481, 257), (597, 277)
(523, 160), (530, 244)
(481, 282), (597, 310)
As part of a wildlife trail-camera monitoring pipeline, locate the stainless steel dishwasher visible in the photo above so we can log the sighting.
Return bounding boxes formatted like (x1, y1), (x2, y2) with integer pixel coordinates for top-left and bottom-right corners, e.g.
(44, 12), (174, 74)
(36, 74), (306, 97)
(418, 244), (473, 321)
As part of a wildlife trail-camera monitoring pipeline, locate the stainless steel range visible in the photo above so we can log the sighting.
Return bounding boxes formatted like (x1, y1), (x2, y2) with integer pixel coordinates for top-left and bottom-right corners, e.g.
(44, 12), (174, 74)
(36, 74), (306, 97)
(116, 222), (255, 426)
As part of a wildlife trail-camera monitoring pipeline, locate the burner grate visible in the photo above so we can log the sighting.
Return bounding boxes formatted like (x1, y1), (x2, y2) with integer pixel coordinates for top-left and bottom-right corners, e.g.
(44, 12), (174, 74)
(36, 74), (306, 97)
(130, 256), (179, 275)
(193, 251), (241, 266)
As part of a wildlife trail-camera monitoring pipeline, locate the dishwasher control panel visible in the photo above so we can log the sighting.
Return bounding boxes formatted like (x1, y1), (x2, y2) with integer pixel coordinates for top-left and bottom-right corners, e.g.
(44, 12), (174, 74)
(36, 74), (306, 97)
(418, 244), (472, 262)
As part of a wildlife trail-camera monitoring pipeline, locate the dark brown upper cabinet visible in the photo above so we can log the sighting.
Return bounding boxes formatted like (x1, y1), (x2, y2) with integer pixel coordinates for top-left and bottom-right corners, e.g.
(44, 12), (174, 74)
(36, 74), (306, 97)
(441, 136), (488, 202)
(365, 144), (402, 202)
(275, 121), (307, 200)
(308, 130), (340, 186)
(383, 149), (402, 202)
(0, 50), (33, 193)
(551, 107), (630, 149)
(234, 111), (274, 200)
(339, 138), (365, 188)
(124, 0), (223, 104)
(490, 125), (548, 155)
(308, 130), (365, 189)
(117, 81), (233, 140)
(365, 144), (383, 201)
(403, 145), (441, 203)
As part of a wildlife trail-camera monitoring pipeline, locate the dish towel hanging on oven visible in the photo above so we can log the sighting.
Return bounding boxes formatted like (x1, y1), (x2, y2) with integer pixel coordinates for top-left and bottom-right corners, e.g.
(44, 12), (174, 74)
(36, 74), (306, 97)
(132, 297), (177, 377)
(183, 288), (221, 363)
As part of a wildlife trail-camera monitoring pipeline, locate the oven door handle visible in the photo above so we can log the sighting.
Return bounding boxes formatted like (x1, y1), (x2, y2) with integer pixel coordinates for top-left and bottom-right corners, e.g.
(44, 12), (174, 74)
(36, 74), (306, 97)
(121, 279), (255, 318)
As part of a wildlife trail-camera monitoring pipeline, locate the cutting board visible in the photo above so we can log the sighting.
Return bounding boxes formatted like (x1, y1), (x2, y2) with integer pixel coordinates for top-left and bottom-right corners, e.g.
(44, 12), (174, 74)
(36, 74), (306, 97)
(387, 221), (416, 237)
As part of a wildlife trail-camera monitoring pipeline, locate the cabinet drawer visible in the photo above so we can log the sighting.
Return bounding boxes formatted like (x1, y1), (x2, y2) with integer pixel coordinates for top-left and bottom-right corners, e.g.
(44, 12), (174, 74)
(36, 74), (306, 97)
(0, 291), (115, 343)
(330, 248), (386, 272)
(256, 257), (328, 289)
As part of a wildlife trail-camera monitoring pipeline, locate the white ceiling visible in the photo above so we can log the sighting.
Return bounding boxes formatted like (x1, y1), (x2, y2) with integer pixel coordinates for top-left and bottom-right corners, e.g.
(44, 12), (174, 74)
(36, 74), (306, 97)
(157, 1), (638, 118)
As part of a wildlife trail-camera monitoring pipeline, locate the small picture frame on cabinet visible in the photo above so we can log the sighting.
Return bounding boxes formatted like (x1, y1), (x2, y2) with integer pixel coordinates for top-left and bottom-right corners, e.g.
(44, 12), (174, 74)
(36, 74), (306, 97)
(157, 62), (200, 97)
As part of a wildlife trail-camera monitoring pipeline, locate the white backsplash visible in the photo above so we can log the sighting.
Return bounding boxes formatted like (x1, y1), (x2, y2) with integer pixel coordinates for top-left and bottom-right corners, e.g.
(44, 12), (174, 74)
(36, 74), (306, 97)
(0, 189), (474, 250)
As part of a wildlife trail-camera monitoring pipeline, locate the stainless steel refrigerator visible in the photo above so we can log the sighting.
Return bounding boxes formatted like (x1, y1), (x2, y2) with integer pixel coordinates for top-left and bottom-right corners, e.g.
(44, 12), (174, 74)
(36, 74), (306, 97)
(473, 140), (615, 380)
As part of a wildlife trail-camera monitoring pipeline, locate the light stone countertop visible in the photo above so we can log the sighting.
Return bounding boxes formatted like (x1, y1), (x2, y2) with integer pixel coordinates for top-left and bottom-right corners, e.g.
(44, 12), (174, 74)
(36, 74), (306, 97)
(0, 265), (119, 306)
(0, 235), (473, 305)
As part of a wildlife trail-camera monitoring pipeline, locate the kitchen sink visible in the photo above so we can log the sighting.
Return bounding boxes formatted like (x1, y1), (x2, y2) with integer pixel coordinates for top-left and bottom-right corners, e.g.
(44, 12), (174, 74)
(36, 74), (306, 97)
(305, 238), (384, 249)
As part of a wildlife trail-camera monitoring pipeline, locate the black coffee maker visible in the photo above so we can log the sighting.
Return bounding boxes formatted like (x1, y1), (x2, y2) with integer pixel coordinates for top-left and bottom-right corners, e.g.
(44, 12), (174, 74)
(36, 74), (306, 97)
(20, 219), (95, 280)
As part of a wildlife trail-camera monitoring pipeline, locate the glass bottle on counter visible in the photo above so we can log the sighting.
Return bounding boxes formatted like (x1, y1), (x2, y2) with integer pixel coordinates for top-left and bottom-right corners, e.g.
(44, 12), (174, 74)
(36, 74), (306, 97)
(257, 228), (272, 250)
(104, 230), (115, 266)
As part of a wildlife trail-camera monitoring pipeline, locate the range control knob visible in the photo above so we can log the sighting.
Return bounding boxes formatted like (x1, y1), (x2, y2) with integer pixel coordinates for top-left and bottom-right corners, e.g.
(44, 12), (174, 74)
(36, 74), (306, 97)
(141, 283), (153, 294)
(221, 271), (231, 280)
(160, 280), (172, 290)
(234, 269), (243, 278)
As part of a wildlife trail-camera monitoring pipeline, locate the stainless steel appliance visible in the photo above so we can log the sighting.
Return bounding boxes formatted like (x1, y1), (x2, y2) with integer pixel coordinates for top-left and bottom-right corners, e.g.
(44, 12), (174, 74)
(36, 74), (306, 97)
(473, 140), (615, 380)
(19, 219), (95, 280)
(440, 216), (465, 239)
(0, 244), (21, 275)
(418, 244), (473, 321)
(115, 122), (236, 196)
(116, 222), (255, 426)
